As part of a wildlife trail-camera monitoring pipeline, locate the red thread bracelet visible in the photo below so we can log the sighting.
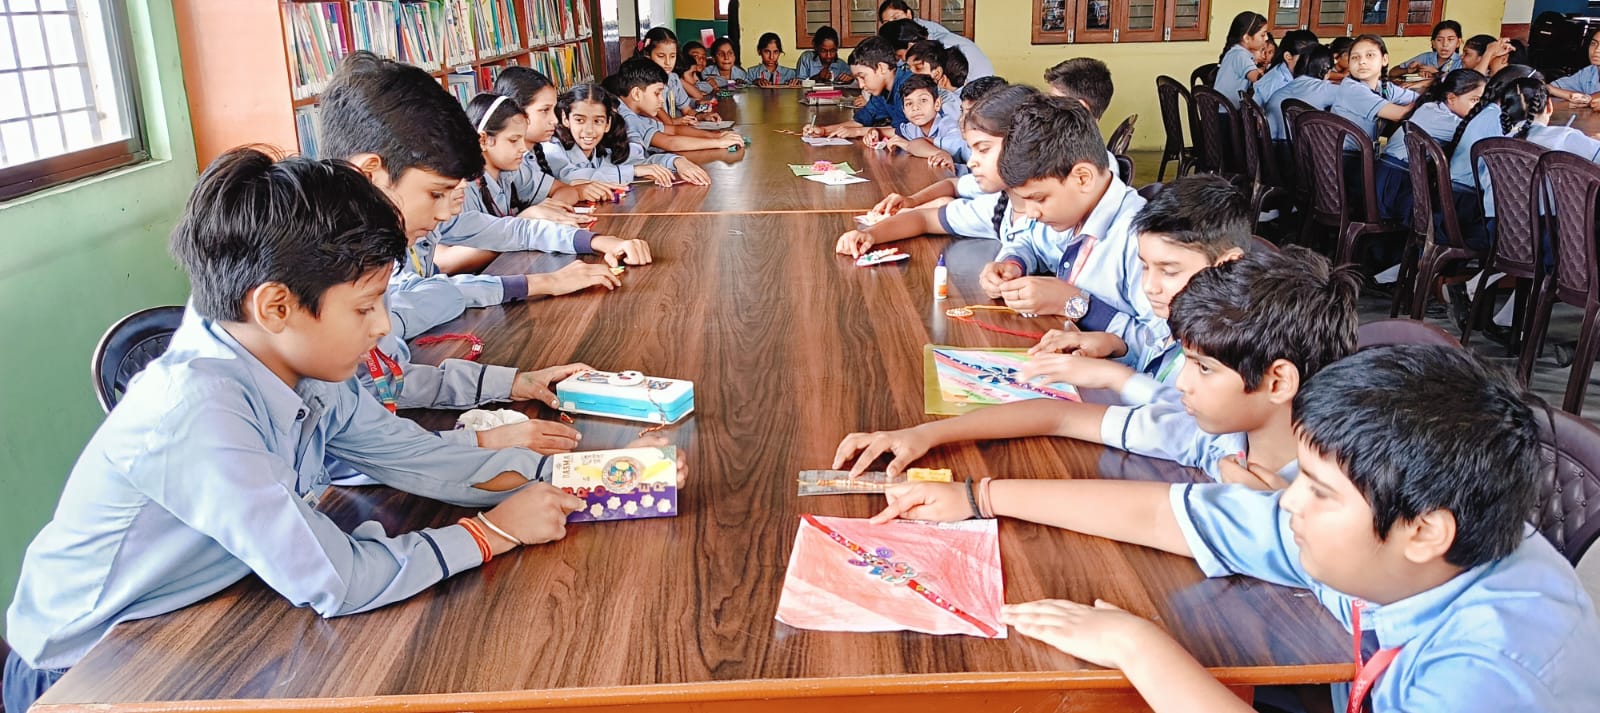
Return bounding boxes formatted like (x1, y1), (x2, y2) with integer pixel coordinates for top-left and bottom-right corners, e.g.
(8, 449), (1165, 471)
(416, 334), (484, 361)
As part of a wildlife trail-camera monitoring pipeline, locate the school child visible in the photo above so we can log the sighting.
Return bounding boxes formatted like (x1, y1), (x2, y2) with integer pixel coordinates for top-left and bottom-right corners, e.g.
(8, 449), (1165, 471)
(747, 32), (799, 87)
(493, 67), (629, 211)
(795, 25), (853, 85)
(0, 149), (612, 711)
(905, 40), (964, 121)
(1461, 34), (1514, 76)
(677, 40), (714, 98)
(604, 58), (745, 153)
(876, 0), (994, 80)
(861, 77), (1010, 219)
(1254, 29), (1318, 103)
(1258, 33), (1277, 71)
(809, 37), (912, 134)
(1447, 65), (1542, 250)
(639, 27), (714, 124)
(1043, 57), (1114, 123)
(835, 246), (1360, 489)
(1214, 11), (1270, 105)
(543, 83), (712, 186)
(1503, 77), (1600, 159)
(1328, 36), (1354, 82)
(836, 84), (1032, 256)
(873, 345), (1600, 713)
(1029, 174), (1254, 389)
(862, 74), (969, 172)
(1375, 69), (1485, 221)
(1393, 20), (1464, 78)
(432, 93), (651, 276)
(1265, 44), (1338, 140)
(1548, 32), (1600, 107)
(703, 38), (749, 87)
(1331, 35), (1417, 142)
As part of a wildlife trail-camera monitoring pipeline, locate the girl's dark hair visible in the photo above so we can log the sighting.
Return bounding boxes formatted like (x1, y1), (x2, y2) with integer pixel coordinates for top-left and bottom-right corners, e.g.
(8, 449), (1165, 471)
(1464, 34), (1496, 58)
(555, 83), (632, 165)
(1446, 64), (1542, 154)
(1330, 36), (1355, 57)
(641, 26), (677, 55)
(1351, 34), (1393, 95)
(1498, 77), (1548, 140)
(756, 32), (783, 53)
(465, 92), (524, 137)
(674, 45), (699, 75)
(682, 40), (705, 56)
(877, 0), (914, 20)
(491, 66), (555, 177)
(1432, 20), (1462, 40)
(1416, 67), (1486, 107)
(1221, 11), (1268, 62)
(1273, 29), (1319, 70)
(709, 37), (737, 66)
(961, 85), (1042, 238)
(813, 25), (840, 47)
(1294, 45), (1335, 79)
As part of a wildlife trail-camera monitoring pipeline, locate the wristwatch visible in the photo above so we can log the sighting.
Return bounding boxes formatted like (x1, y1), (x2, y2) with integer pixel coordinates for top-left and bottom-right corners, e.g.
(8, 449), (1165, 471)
(1064, 295), (1091, 321)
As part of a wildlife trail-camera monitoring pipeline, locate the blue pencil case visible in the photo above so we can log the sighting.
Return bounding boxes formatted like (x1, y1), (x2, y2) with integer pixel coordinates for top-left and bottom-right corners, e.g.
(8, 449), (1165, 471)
(556, 370), (695, 424)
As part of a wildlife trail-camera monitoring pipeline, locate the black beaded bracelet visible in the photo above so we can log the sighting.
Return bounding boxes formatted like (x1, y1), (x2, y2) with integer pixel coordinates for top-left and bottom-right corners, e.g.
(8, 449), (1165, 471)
(965, 478), (983, 520)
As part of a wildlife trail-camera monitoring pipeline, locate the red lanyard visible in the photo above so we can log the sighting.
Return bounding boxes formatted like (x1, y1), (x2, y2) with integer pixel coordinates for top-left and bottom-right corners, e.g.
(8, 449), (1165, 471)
(364, 348), (405, 413)
(414, 333), (484, 361)
(1347, 599), (1403, 713)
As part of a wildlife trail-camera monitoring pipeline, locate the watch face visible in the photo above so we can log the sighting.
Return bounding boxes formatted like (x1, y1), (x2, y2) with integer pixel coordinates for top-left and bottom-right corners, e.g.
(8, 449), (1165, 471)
(1065, 296), (1089, 320)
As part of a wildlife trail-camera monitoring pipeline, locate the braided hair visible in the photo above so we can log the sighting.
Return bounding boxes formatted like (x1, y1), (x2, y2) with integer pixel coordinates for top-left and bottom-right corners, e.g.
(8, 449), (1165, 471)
(1498, 77), (1548, 140)
(1403, 67), (1485, 122)
(961, 85), (1041, 238)
(1444, 64), (1541, 155)
(554, 84), (633, 165)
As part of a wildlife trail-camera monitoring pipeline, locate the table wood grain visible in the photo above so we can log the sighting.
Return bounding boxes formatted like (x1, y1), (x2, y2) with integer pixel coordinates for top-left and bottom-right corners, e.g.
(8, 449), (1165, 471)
(36, 213), (1352, 713)
(1550, 101), (1600, 137)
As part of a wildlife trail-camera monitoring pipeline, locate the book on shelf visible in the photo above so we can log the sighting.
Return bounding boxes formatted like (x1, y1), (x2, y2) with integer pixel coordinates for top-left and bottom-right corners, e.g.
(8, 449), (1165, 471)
(440, 0), (475, 66)
(446, 71), (478, 106)
(281, 2), (348, 100)
(349, 1), (398, 59)
(529, 42), (592, 88)
(294, 104), (321, 157)
(473, 0), (521, 58)
(396, 1), (444, 72)
(526, 0), (591, 47)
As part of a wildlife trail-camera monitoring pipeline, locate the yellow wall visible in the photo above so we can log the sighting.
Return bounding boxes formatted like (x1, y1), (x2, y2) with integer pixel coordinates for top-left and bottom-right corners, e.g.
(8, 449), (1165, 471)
(734, 0), (1506, 151)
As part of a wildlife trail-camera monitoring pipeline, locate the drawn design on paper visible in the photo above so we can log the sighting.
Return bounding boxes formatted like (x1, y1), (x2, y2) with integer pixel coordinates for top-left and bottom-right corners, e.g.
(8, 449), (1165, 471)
(932, 348), (1076, 405)
(848, 546), (918, 584)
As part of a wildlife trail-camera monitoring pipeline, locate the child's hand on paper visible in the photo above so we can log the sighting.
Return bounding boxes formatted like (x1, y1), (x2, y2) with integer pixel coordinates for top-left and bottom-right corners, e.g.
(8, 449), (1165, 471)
(1029, 328), (1127, 359)
(979, 260), (1026, 299)
(511, 363), (593, 406)
(484, 483), (585, 550)
(835, 229), (875, 257)
(871, 192), (906, 217)
(477, 419), (583, 454)
(1016, 353), (1135, 392)
(635, 164), (676, 187)
(1001, 599), (1163, 670)
(833, 427), (935, 478)
(674, 157), (712, 185)
(870, 481), (971, 523)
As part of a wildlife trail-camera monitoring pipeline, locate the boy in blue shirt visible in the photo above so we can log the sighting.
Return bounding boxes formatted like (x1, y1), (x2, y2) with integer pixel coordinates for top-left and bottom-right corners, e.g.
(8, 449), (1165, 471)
(810, 37), (910, 133)
(2, 150), (590, 712)
(874, 344), (1600, 713)
(604, 58), (745, 154)
(834, 246), (1360, 488)
(858, 74), (968, 172)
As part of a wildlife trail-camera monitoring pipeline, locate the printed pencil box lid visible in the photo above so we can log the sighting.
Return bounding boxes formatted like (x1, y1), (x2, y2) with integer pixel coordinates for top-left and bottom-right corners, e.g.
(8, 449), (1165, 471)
(556, 370), (695, 424)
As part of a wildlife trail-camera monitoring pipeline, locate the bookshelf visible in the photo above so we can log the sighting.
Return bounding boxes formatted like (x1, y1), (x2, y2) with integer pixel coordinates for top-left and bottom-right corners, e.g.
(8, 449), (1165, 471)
(174, 0), (602, 166)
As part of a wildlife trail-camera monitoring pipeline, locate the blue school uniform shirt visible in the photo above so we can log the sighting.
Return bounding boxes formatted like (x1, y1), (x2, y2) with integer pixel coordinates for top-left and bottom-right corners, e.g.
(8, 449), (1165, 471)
(1382, 101), (1462, 162)
(1400, 49), (1463, 74)
(1332, 79), (1418, 141)
(539, 138), (681, 184)
(616, 100), (666, 153)
(439, 173), (595, 253)
(747, 63), (797, 84)
(664, 71), (695, 117)
(938, 87), (961, 123)
(1552, 65), (1600, 95)
(704, 65), (749, 85)
(854, 66), (913, 127)
(1171, 485), (1600, 712)
(507, 146), (562, 206)
(915, 18), (994, 80)
(899, 113), (970, 164)
(1266, 76), (1338, 140)
(1214, 44), (1258, 106)
(795, 51), (852, 84)
(5, 308), (550, 671)
(1099, 383), (1298, 482)
(1253, 62), (1293, 104)
(1448, 103), (1502, 188)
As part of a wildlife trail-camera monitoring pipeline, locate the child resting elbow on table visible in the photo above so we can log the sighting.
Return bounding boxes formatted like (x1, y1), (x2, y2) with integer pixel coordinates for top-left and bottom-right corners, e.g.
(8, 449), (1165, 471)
(861, 73), (969, 172)
(604, 58), (746, 154)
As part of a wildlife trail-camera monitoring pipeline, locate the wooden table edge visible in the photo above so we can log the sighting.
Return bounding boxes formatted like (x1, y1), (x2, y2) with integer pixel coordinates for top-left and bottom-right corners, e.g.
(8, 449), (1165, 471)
(34, 664), (1355, 712)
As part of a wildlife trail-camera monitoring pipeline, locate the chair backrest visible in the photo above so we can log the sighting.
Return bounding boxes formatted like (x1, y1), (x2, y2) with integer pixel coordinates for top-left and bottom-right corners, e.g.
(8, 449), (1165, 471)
(1533, 406), (1600, 565)
(1279, 97), (1315, 144)
(1137, 181), (1165, 201)
(1535, 150), (1600, 307)
(1473, 137), (1548, 278)
(1189, 86), (1238, 176)
(1279, 98), (1316, 200)
(91, 305), (185, 413)
(1106, 113), (1138, 156)
(1155, 75), (1190, 154)
(1295, 110), (1381, 224)
(1236, 95), (1282, 188)
(1190, 62), (1218, 88)
(1356, 318), (1463, 348)
(1114, 153), (1134, 185)
(1401, 121), (1472, 250)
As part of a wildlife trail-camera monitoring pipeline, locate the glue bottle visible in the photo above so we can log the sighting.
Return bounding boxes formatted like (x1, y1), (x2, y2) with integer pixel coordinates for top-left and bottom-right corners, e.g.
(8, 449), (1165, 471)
(933, 253), (949, 300)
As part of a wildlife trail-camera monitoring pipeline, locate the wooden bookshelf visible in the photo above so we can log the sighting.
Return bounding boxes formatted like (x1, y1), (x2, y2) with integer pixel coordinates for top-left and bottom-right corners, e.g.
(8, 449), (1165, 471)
(174, 0), (604, 167)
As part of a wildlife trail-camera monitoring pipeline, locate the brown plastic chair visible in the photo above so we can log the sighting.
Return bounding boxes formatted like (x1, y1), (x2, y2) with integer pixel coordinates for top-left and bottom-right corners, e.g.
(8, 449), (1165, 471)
(1237, 95), (1290, 233)
(1532, 406), (1600, 565)
(1464, 137), (1548, 356)
(1521, 151), (1600, 412)
(1293, 111), (1407, 267)
(1356, 318), (1463, 349)
(1190, 62), (1218, 88)
(1114, 154), (1134, 185)
(1155, 76), (1193, 181)
(1189, 86), (1241, 178)
(1106, 114), (1138, 156)
(1391, 122), (1489, 320)
(1279, 97), (1317, 212)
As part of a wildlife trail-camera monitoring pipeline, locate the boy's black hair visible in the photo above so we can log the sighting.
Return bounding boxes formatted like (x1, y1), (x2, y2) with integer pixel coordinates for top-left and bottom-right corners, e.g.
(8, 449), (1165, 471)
(555, 83), (632, 165)
(319, 51), (483, 181)
(465, 92), (524, 136)
(943, 46), (969, 87)
(1293, 345), (1541, 569)
(1042, 57), (1114, 120)
(997, 95), (1109, 186)
(610, 57), (669, 97)
(849, 36), (898, 71)
(1167, 245), (1360, 391)
(1131, 174), (1252, 261)
(1295, 44), (1336, 79)
(878, 18), (928, 48)
(171, 148), (405, 322)
(906, 40), (946, 72)
(959, 75), (1008, 103)
(899, 72), (939, 104)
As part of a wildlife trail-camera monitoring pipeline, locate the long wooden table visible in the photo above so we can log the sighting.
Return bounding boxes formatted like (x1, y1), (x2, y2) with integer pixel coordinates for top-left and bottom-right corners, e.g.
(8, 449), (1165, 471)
(35, 92), (1353, 713)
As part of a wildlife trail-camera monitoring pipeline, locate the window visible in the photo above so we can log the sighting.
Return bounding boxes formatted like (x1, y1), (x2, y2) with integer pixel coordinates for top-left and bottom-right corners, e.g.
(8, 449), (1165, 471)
(716, 0), (729, 21)
(0, 0), (145, 201)
(1031, 0), (1209, 44)
(796, 0), (974, 48)
(1267, 0), (1441, 38)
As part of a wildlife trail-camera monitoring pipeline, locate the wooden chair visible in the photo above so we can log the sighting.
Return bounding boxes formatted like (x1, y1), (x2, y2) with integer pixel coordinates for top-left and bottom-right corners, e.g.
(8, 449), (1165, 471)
(1533, 406), (1600, 565)
(1106, 113), (1138, 156)
(1464, 138), (1548, 357)
(91, 305), (185, 413)
(1236, 95), (1291, 233)
(1190, 62), (1218, 88)
(1521, 151), (1600, 412)
(1292, 111), (1407, 268)
(1356, 318), (1463, 349)
(1189, 86), (1240, 178)
(1391, 122), (1489, 320)
(1155, 76), (1193, 181)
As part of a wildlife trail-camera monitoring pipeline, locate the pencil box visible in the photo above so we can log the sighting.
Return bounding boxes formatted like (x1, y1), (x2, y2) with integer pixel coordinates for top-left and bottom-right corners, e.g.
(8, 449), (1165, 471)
(556, 370), (695, 424)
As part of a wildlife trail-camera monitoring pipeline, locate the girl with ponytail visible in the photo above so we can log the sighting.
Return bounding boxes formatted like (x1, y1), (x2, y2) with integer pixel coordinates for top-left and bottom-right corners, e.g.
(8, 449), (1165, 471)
(1330, 34), (1418, 143)
(1214, 11), (1269, 106)
(1373, 68), (1485, 221)
(494, 67), (627, 209)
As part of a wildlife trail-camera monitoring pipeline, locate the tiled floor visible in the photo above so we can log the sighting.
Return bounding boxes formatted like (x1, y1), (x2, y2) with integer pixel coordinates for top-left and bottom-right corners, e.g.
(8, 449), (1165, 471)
(1123, 149), (1600, 599)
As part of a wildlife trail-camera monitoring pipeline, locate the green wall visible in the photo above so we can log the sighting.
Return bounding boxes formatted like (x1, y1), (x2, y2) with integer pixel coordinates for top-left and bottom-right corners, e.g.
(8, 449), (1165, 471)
(0, 0), (196, 635)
